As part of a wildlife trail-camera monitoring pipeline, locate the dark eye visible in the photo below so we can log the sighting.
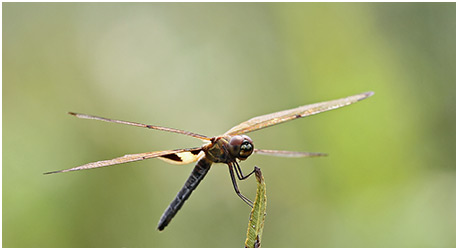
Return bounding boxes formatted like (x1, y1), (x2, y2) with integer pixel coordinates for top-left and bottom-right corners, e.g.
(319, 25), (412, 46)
(240, 142), (252, 152)
(228, 135), (254, 160)
(239, 141), (253, 158)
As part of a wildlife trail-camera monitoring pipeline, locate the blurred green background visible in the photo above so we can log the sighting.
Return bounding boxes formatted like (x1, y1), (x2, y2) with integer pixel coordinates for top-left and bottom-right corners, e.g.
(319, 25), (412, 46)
(3, 3), (455, 247)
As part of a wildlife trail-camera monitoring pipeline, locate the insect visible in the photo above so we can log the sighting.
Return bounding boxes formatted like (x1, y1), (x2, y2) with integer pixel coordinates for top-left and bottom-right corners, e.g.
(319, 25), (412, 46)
(45, 92), (373, 230)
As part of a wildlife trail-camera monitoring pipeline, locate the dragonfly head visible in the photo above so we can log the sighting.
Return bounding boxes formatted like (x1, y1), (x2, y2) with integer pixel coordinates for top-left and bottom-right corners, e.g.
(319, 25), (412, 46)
(229, 135), (254, 160)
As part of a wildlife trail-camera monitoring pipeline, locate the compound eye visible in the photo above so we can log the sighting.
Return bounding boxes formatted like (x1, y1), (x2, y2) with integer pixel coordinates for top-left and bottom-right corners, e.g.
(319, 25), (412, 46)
(229, 135), (244, 147)
(229, 135), (254, 160)
(239, 140), (253, 159)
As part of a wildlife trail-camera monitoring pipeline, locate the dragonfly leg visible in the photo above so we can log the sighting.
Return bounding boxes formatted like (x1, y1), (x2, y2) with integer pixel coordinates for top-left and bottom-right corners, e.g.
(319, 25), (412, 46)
(234, 161), (256, 180)
(228, 163), (253, 207)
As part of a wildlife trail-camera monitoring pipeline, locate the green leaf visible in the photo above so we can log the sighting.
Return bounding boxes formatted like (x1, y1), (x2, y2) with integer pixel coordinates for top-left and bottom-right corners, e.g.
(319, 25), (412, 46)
(244, 167), (267, 248)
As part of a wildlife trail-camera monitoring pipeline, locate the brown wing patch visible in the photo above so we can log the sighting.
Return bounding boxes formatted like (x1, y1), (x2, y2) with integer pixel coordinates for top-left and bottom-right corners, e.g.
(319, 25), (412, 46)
(161, 153), (183, 162)
(190, 149), (201, 155)
(158, 150), (205, 165)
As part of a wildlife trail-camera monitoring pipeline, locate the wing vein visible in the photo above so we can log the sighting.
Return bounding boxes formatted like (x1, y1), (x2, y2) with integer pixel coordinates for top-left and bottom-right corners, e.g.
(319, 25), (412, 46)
(44, 147), (203, 174)
(225, 92), (373, 135)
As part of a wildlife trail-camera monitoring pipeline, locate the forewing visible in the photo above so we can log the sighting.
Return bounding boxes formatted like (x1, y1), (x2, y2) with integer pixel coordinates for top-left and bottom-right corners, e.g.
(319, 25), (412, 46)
(225, 92), (373, 135)
(254, 149), (327, 158)
(69, 112), (211, 142)
(44, 147), (203, 174)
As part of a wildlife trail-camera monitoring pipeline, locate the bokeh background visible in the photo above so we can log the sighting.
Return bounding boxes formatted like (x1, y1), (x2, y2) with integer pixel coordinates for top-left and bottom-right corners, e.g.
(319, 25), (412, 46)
(3, 3), (455, 247)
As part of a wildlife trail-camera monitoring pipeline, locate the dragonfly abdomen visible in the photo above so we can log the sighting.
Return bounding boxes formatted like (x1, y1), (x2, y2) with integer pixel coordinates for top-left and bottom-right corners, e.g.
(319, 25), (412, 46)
(157, 157), (212, 231)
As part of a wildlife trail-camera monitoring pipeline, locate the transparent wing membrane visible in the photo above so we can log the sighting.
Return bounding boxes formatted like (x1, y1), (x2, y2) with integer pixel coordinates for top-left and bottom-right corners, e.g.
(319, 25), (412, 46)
(69, 112), (212, 141)
(44, 147), (203, 174)
(225, 92), (373, 136)
(254, 149), (327, 158)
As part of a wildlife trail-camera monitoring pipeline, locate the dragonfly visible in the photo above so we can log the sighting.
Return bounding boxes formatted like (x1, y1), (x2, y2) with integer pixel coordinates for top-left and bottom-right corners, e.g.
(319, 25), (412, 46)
(45, 91), (373, 231)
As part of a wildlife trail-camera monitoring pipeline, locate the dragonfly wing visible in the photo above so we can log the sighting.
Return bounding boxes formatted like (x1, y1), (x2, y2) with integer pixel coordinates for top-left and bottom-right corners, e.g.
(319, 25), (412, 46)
(158, 149), (205, 165)
(69, 112), (212, 141)
(225, 92), (373, 136)
(254, 149), (327, 158)
(44, 147), (203, 174)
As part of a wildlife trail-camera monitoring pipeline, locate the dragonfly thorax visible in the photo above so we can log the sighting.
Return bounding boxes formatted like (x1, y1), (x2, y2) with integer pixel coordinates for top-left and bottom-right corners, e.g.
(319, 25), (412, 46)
(205, 135), (254, 163)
